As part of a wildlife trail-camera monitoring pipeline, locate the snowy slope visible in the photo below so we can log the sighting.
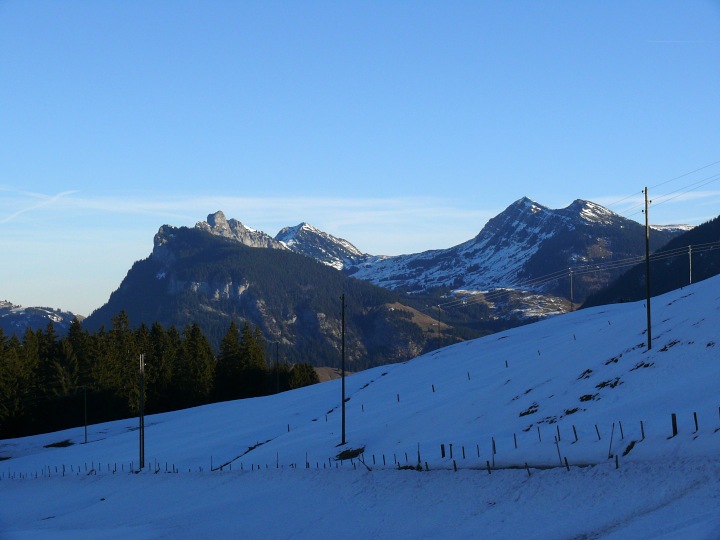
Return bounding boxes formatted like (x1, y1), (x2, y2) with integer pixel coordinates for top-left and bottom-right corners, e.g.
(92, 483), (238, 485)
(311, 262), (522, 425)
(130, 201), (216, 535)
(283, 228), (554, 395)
(0, 300), (79, 336)
(347, 198), (673, 296)
(275, 222), (367, 270)
(3, 277), (720, 538)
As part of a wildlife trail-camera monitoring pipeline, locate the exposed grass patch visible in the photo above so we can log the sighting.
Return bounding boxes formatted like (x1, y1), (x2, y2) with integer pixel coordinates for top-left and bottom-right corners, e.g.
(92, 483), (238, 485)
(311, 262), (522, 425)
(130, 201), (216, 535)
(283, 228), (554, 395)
(519, 402), (539, 417)
(659, 340), (680, 352)
(44, 440), (74, 448)
(596, 377), (621, 390)
(336, 447), (365, 461)
(622, 440), (637, 456)
(631, 361), (654, 371)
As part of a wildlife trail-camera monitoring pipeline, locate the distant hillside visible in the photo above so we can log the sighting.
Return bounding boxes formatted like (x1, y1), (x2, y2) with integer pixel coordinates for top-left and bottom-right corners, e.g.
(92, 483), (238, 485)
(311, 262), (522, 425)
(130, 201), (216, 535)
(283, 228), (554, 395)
(84, 226), (451, 370)
(584, 214), (720, 307)
(347, 198), (683, 303)
(0, 300), (78, 337)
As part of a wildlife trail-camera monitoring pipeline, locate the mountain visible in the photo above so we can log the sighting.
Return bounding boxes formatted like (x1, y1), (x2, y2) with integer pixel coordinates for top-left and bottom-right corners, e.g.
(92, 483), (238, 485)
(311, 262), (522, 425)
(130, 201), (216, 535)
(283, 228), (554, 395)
(6, 275), (720, 538)
(347, 198), (683, 303)
(168, 201), (689, 332)
(0, 300), (79, 337)
(275, 222), (367, 270)
(196, 200), (685, 308)
(85, 225), (449, 370)
(584, 214), (720, 307)
(195, 211), (284, 249)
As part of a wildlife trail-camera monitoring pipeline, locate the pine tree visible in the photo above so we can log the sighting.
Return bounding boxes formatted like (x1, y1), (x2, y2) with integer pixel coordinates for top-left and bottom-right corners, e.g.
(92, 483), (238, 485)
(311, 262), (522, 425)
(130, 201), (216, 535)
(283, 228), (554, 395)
(215, 321), (242, 401)
(175, 323), (216, 407)
(238, 322), (267, 397)
(288, 363), (320, 389)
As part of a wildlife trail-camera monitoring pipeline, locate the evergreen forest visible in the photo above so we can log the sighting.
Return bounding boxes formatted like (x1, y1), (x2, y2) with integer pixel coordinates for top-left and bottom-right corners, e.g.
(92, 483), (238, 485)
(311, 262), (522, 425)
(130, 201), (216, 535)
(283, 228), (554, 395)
(0, 312), (319, 439)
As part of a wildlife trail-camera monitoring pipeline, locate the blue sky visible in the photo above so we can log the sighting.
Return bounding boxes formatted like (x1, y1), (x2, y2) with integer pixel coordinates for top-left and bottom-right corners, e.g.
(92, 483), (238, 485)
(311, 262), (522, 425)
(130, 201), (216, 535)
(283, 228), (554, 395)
(1, 0), (719, 315)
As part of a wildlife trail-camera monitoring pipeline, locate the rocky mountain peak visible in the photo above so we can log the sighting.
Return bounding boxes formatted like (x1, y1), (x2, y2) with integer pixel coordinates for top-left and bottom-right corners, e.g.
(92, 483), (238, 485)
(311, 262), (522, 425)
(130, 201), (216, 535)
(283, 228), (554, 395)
(205, 210), (230, 232)
(564, 199), (618, 224)
(195, 211), (285, 250)
(275, 222), (366, 270)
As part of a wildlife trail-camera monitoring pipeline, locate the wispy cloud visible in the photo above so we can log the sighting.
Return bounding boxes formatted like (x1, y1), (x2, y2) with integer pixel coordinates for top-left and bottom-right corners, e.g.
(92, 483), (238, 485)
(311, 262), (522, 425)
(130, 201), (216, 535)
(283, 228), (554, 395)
(0, 189), (79, 224)
(1, 190), (496, 254)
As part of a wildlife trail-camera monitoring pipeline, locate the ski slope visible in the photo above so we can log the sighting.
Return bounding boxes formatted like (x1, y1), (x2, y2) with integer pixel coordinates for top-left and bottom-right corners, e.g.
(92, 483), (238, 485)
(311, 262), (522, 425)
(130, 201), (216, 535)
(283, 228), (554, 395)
(2, 276), (720, 539)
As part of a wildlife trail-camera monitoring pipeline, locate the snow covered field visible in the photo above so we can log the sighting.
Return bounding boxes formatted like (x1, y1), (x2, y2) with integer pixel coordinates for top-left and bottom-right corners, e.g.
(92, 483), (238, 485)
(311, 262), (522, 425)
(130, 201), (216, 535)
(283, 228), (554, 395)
(3, 276), (720, 539)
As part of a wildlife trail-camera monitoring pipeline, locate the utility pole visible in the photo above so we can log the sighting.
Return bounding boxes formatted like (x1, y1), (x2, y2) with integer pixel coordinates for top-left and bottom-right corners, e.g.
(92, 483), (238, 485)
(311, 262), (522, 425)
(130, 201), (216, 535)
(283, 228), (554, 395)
(341, 294), (346, 446)
(139, 353), (145, 469)
(275, 341), (280, 394)
(689, 245), (693, 285)
(436, 305), (441, 341)
(644, 187), (652, 351)
(569, 269), (574, 311)
(83, 386), (88, 444)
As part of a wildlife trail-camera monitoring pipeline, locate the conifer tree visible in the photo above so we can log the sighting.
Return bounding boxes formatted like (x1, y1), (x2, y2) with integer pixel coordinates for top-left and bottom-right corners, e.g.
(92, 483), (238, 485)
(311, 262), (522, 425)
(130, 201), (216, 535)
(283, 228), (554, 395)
(215, 321), (242, 400)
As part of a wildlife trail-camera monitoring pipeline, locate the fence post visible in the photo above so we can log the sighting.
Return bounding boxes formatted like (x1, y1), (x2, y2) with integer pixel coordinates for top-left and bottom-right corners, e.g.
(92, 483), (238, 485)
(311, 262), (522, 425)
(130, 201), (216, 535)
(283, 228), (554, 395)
(608, 422), (616, 458)
(671, 413), (678, 437)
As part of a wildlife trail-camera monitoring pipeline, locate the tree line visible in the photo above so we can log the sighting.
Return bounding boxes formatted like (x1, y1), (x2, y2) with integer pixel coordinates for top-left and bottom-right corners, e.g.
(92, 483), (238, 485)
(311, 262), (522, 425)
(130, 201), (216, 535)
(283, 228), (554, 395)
(0, 311), (319, 439)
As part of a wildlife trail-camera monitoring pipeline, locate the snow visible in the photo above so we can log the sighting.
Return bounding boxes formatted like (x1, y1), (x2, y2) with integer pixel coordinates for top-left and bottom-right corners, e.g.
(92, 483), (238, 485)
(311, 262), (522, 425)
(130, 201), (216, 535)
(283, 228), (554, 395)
(3, 277), (720, 538)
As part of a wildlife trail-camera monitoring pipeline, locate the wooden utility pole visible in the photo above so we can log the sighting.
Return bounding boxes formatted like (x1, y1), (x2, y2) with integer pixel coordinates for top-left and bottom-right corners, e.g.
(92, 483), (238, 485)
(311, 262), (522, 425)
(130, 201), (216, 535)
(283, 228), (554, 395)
(139, 353), (145, 469)
(341, 294), (346, 446)
(689, 245), (693, 285)
(275, 341), (280, 394)
(644, 187), (652, 351)
(569, 269), (574, 311)
(436, 305), (441, 341)
(83, 386), (88, 444)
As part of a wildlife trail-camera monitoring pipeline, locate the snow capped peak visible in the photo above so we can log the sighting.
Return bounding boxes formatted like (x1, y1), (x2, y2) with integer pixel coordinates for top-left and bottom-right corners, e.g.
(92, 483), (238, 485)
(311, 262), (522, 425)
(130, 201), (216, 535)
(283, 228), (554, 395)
(275, 222), (366, 269)
(651, 224), (695, 233)
(275, 222), (322, 246)
(566, 200), (617, 224)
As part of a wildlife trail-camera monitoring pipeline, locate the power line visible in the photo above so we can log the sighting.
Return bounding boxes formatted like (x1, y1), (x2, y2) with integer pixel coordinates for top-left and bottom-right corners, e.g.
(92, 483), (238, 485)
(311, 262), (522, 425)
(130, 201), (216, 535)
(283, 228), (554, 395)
(431, 240), (720, 312)
(603, 159), (720, 220)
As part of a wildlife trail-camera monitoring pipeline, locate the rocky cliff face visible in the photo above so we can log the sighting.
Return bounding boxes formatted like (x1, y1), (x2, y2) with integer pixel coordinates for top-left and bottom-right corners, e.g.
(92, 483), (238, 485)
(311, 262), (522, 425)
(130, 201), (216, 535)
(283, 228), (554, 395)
(86, 226), (439, 369)
(195, 211), (286, 250)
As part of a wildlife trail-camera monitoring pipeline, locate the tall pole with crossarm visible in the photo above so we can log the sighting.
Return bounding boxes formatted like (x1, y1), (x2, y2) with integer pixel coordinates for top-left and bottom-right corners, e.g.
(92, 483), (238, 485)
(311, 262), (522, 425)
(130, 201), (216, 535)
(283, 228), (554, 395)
(139, 353), (145, 469)
(644, 187), (652, 351)
(341, 294), (346, 446)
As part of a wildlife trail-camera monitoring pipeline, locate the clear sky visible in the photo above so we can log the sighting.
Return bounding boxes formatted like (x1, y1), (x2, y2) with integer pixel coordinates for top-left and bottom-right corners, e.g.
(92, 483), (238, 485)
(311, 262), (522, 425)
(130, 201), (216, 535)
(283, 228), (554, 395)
(1, 0), (719, 316)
